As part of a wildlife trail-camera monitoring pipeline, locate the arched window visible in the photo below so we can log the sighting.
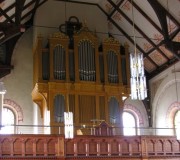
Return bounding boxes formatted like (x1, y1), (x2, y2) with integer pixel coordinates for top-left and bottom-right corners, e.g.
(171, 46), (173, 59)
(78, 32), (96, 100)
(174, 110), (180, 139)
(166, 102), (180, 136)
(0, 107), (15, 134)
(0, 99), (23, 134)
(122, 111), (138, 136)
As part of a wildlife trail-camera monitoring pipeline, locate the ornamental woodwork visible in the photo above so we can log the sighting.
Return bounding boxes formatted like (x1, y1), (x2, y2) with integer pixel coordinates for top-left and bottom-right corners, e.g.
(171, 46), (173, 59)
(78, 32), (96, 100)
(32, 21), (130, 134)
(0, 135), (179, 159)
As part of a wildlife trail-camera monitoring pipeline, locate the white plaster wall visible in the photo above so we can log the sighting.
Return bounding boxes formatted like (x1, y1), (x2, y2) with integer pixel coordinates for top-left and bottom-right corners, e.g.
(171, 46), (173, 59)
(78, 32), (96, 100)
(3, 28), (34, 133)
(33, 1), (108, 47)
(150, 61), (180, 135)
(33, 103), (43, 133)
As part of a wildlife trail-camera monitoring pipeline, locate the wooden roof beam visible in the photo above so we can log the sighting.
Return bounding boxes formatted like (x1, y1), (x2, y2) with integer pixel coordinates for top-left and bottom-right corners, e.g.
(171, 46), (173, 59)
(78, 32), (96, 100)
(147, 0), (180, 60)
(127, 0), (163, 35)
(109, 0), (125, 18)
(97, 4), (157, 69)
(107, 0), (170, 60)
(0, 8), (14, 23)
(15, 0), (25, 25)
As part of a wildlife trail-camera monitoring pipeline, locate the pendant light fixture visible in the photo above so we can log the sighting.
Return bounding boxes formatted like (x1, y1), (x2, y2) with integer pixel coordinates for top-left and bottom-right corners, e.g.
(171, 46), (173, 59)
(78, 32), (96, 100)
(130, 0), (147, 100)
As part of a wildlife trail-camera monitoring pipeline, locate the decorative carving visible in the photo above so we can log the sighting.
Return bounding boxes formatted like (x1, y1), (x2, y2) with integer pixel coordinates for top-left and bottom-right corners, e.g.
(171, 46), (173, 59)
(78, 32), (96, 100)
(3, 99), (23, 122)
(50, 32), (68, 39)
(103, 37), (120, 45)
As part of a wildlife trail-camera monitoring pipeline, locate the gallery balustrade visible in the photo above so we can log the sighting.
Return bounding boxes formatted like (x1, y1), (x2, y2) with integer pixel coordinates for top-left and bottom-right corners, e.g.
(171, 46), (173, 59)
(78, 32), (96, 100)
(0, 124), (178, 137)
(0, 124), (179, 160)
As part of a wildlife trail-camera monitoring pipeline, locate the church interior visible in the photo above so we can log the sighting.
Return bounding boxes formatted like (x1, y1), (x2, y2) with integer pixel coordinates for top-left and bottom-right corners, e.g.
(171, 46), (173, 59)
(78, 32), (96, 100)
(0, 0), (180, 159)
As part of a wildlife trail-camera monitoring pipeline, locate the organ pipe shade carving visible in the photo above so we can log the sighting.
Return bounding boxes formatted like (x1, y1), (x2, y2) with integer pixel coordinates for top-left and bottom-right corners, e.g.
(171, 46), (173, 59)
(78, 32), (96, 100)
(107, 51), (118, 83)
(78, 40), (96, 81)
(53, 45), (66, 80)
(54, 94), (65, 123)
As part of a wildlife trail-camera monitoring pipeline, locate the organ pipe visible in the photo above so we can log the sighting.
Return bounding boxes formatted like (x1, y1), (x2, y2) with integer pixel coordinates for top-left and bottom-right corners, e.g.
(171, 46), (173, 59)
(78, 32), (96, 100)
(78, 40), (96, 82)
(53, 45), (66, 80)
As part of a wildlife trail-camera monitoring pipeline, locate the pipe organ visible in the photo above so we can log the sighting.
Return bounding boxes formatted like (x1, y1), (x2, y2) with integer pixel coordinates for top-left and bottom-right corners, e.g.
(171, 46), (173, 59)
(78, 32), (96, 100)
(32, 21), (131, 134)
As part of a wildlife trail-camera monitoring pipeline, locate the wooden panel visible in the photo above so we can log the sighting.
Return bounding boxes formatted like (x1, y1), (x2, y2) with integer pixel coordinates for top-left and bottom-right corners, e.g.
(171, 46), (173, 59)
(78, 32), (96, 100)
(100, 139), (108, 155)
(79, 95), (96, 123)
(0, 133), (179, 159)
(36, 139), (44, 156)
(25, 139), (33, 155)
(13, 138), (22, 155)
(147, 140), (155, 155)
(111, 140), (119, 155)
(131, 140), (140, 155)
(89, 140), (97, 155)
(121, 140), (129, 155)
(47, 139), (56, 155)
(77, 140), (86, 155)
(65, 140), (74, 156)
(1, 138), (11, 155)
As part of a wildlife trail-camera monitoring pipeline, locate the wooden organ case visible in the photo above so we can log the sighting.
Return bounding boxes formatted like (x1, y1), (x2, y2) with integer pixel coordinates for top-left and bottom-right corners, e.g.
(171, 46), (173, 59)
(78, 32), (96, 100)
(32, 21), (131, 134)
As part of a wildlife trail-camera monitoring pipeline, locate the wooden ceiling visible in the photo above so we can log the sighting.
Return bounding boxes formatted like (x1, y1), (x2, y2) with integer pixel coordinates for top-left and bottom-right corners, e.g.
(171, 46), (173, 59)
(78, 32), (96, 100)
(0, 0), (179, 79)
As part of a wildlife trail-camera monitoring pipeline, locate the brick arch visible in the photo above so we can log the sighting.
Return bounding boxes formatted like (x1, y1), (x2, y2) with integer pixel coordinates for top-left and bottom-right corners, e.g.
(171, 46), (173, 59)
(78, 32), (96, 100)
(166, 102), (180, 128)
(124, 104), (144, 126)
(3, 99), (23, 122)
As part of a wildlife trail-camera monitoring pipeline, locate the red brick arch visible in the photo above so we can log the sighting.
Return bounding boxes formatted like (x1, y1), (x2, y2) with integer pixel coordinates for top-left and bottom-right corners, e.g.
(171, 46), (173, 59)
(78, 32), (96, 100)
(166, 102), (180, 128)
(124, 104), (144, 126)
(3, 99), (23, 122)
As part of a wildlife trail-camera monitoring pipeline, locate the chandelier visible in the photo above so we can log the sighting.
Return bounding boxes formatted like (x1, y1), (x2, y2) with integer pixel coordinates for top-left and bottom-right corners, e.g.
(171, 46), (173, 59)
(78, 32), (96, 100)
(130, 0), (147, 100)
(130, 53), (147, 100)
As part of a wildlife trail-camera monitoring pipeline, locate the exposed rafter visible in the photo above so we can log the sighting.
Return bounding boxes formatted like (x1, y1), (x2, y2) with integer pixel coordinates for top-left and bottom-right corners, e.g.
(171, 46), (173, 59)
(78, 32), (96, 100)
(0, 7), (14, 23)
(109, 0), (125, 17)
(127, 0), (163, 35)
(97, 4), (157, 71)
(107, 0), (170, 61)
(0, 0), (179, 80)
(15, 0), (25, 25)
(147, 0), (180, 60)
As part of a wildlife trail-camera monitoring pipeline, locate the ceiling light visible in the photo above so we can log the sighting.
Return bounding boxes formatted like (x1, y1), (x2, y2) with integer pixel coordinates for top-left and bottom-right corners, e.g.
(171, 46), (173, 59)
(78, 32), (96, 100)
(130, 0), (147, 100)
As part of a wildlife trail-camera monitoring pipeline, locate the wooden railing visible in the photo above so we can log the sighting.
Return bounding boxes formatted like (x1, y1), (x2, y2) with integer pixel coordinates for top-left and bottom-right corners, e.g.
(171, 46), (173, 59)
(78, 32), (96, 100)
(0, 134), (179, 160)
